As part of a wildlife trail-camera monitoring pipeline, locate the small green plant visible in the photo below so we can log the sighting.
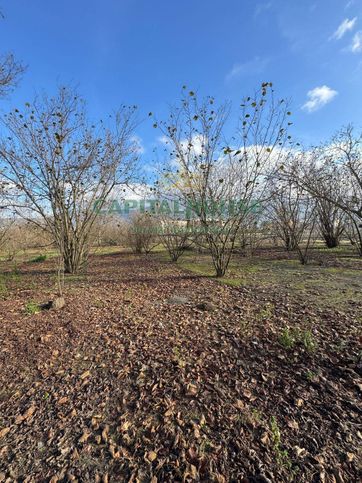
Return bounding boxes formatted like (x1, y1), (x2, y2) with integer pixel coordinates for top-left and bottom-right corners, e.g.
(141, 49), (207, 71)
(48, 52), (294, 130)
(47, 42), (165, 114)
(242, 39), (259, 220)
(305, 370), (317, 381)
(172, 346), (186, 368)
(9, 264), (21, 283)
(301, 330), (317, 353)
(258, 303), (275, 320)
(92, 299), (104, 308)
(199, 438), (213, 454)
(25, 301), (41, 315)
(270, 416), (292, 470)
(30, 254), (47, 263)
(278, 327), (296, 349)
(251, 408), (262, 423)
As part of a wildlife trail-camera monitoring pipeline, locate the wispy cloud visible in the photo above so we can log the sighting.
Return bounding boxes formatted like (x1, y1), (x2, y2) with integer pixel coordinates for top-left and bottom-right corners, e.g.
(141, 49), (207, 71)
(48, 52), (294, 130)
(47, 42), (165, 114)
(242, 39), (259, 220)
(345, 0), (355, 9)
(225, 57), (270, 82)
(254, 2), (273, 17)
(302, 85), (338, 113)
(330, 17), (357, 40)
(350, 31), (362, 52)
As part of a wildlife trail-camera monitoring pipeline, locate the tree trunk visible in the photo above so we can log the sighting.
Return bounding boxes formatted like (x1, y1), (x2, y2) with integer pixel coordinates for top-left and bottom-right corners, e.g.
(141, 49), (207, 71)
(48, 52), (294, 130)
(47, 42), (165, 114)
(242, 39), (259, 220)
(62, 238), (88, 274)
(323, 234), (339, 249)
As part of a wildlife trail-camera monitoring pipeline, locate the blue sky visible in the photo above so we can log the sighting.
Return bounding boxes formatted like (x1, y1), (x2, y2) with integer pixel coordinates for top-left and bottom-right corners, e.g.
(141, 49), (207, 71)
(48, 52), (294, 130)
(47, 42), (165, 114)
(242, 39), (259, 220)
(1, 0), (362, 163)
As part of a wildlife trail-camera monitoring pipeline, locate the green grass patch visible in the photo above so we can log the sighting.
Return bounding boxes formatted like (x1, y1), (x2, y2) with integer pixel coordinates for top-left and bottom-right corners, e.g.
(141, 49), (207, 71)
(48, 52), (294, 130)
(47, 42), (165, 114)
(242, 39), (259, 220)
(175, 250), (362, 311)
(29, 254), (47, 263)
(64, 274), (87, 283)
(25, 301), (41, 315)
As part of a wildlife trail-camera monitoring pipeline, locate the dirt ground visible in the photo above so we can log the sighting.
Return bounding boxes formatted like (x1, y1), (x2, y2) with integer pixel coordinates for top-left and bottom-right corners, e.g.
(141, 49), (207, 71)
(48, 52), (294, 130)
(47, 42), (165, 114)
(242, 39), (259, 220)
(0, 248), (361, 482)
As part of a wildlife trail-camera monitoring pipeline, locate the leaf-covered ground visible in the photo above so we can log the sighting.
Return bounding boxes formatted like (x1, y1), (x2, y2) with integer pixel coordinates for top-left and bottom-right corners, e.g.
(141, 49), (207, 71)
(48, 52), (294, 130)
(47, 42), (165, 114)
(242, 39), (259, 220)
(0, 250), (361, 482)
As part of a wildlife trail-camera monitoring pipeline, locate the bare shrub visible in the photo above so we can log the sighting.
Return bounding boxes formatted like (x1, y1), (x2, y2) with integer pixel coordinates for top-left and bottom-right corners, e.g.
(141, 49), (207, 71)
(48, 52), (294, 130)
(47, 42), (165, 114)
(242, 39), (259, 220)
(268, 181), (309, 251)
(159, 217), (190, 262)
(126, 213), (158, 254)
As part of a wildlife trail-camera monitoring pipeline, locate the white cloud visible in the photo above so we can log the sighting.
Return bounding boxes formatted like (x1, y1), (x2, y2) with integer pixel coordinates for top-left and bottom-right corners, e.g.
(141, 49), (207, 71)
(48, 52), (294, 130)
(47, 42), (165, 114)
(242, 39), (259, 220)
(225, 57), (269, 82)
(330, 17), (357, 40)
(350, 31), (362, 52)
(302, 85), (338, 113)
(345, 0), (355, 9)
(157, 135), (170, 146)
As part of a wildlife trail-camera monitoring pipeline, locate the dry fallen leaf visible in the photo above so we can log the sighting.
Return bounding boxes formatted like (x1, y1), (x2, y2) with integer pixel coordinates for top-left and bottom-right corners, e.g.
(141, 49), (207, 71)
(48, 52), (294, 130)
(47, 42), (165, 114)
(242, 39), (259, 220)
(24, 405), (36, 420)
(190, 464), (198, 478)
(109, 444), (120, 459)
(346, 452), (355, 462)
(147, 451), (157, 462)
(186, 384), (198, 396)
(80, 370), (91, 380)
(234, 399), (245, 410)
(293, 446), (307, 457)
(15, 405), (36, 424)
(71, 448), (80, 460)
(102, 425), (109, 443)
(215, 474), (226, 483)
(287, 419), (299, 430)
(120, 421), (130, 432)
(314, 454), (325, 465)
(79, 431), (91, 443)
(242, 389), (252, 399)
(0, 427), (10, 439)
(261, 432), (269, 445)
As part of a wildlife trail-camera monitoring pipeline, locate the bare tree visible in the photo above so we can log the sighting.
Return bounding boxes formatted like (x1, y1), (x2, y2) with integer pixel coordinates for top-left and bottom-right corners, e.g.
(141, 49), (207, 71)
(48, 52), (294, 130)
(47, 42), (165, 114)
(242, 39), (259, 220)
(0, 10), (26, 258)
(155, 83), (291, 276)
(267, 178), (317, 263)
(90, 215), (125, 247)
(238, 208), (266, 257)
(268, 180), (309, 251)
(0, 53), (24, 98)
(0, 87), (138, 273)
(0, 217), (13, 254)
(287, 126), (362, 255)
(317, 197), (345, 249)
(294, 201), (318, 265)
(0, 10), (25, 98)
(345, 213), (362, 256)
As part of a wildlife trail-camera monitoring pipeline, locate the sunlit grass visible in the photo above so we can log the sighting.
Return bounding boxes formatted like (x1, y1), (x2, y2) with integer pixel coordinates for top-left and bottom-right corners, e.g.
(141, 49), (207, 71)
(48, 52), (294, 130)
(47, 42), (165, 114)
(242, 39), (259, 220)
(174, 249), (362, 310)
